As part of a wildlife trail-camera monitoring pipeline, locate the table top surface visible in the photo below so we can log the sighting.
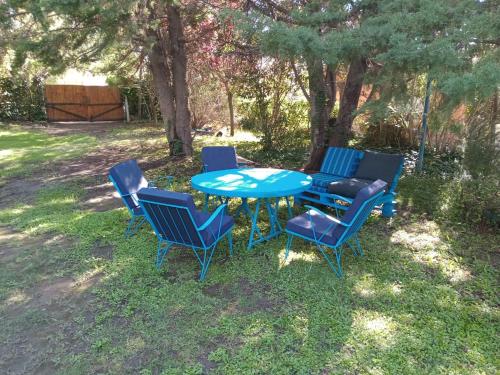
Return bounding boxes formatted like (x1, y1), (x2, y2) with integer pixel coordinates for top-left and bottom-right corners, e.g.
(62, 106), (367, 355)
(191, 168), (313, 198)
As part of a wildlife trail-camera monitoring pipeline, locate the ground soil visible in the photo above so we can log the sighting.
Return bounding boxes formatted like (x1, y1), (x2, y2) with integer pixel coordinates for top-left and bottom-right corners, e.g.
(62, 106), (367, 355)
(0, 122), (168, 374)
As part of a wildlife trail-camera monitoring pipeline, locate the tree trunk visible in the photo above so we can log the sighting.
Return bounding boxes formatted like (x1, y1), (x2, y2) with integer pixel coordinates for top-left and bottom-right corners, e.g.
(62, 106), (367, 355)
(167, 4), (193, 156)
(138, 66), (143, 120)
(148, 39), (177, 155)
(329, 57), (367, 147)
(228, 89), (235, 136)
(304, 58), (329, 171)
(325, 64), (337, 145)
(222, 80), (235, 136)
(325, 64), (337, 117)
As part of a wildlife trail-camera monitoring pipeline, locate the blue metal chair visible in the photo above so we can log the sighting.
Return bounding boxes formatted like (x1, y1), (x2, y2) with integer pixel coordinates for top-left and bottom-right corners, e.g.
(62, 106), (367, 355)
(285, 179), (387, 277)
(201, 146), (241, 172)
(295, 148), (404, 218)
(109, 159), (172, 237)
(137, 188), (234, 281)
(200, 146), (249, 211)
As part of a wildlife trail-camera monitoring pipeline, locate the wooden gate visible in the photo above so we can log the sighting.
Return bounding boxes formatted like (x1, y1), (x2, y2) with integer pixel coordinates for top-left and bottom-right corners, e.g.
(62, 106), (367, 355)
(45, 85), (124, 122)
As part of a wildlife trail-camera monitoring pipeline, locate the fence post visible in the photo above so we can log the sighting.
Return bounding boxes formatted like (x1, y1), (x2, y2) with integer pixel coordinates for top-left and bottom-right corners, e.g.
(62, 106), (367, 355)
(416, 76), (432, 172)
(124, 95), (130, 122)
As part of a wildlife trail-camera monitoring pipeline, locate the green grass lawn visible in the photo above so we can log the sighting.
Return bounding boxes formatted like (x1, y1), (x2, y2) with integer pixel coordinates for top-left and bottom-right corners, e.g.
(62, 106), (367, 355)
(0, 122), (498, 374)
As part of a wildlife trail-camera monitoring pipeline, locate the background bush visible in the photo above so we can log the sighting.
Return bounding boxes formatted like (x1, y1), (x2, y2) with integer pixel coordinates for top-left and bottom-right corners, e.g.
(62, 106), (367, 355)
(0, 75), (46, 121)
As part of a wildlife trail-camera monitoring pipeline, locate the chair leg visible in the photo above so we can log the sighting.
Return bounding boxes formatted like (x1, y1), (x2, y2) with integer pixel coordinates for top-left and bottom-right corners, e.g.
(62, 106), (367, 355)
(156, 241), (173, 269)
(227, 231), (233, 256)
(125, 215), (146, 238)
(382, 200), (395, 218)
(346, 241), (358, 256)
(317, 244), (343, 277)
(199, 245), (217, 281)
(285, 235), (293, 259)
(354, 235), (364, 256)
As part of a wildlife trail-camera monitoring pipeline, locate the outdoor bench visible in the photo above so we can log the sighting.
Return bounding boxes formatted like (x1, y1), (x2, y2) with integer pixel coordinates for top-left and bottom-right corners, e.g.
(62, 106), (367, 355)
(295, 147), (404, 217)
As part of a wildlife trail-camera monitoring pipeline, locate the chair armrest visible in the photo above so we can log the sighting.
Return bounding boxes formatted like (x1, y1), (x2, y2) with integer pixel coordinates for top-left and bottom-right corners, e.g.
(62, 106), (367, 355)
(198, 204), (227, 231)
(148, 176), (174, 188)
(304, 205), (351, 227)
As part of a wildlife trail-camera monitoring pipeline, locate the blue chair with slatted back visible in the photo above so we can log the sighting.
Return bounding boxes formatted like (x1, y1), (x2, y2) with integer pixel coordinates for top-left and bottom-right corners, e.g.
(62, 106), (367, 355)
(109, 159), (172, 237)
(201, 146), (240, 172)
(285, 179), (387, 277)
(200, 146), (247, 211)
(311, 147), (364, 191)
(137, 188), (234, 281)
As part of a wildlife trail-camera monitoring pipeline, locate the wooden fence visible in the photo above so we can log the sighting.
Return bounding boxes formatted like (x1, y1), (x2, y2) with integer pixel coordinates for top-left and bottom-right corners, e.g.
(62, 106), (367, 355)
(45, 85), (124, 122)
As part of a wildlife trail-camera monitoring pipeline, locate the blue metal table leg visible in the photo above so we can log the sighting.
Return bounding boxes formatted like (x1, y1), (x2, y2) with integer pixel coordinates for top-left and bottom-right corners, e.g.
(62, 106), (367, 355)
(285, 196), (292, 218)
(247, 197), (286, 250)
(268, 198), (283, 234)
(204, 193), (210, 212)
(235, 197), (252, 219)
(247, 199), (262, 250)
(265, 198), (276, 236)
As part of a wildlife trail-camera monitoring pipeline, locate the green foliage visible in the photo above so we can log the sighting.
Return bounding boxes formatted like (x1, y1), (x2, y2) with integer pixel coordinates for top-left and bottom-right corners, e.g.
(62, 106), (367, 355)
(0, 75), (46, 121)
(239, 97), (309, 152)
(236, 60), (309, 151)
(440, 175), (499, 227)
(398, 147), (499, 228)
(462, 99), (499, 179)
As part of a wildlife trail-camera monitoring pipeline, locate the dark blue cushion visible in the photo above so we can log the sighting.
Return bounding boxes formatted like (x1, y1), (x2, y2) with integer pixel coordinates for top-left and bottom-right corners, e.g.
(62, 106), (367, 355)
(354, 151), (403, 187)
(201, 146), (238, 172)
(288, 180), (387, 247)
(327, 178), (373, 198)
(197, 212), (234, 246)
(137, 187), (200, 221)
(137, 188), (233, 247)
(331, 179), (387, 240)
(109, 160), (148, 210)
(286, 209), (342, 246)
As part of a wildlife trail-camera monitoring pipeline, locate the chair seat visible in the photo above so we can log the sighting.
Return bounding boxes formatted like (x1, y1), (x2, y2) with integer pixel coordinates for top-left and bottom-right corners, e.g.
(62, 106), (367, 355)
(327, 178), (374, 198)
(195, 212), (234, 247)
(286, 210), (340, 246)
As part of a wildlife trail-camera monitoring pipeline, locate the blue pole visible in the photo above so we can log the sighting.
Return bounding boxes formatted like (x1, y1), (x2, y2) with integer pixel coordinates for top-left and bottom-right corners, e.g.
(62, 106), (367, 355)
(417, 76), (432, 172)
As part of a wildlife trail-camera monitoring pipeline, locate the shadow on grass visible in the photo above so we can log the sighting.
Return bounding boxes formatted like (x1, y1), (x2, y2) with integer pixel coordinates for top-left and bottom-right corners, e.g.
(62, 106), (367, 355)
(0, 123), (497, 374)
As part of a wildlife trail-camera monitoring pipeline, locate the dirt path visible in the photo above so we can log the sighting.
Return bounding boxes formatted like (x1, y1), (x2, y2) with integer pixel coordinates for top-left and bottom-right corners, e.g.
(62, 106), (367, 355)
(0, 122), (170, 374)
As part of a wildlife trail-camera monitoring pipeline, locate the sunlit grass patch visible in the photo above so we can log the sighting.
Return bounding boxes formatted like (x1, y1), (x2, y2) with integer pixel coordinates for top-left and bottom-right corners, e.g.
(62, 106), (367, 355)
(0, 122), (498, 374)
(0, 126), (97, 182)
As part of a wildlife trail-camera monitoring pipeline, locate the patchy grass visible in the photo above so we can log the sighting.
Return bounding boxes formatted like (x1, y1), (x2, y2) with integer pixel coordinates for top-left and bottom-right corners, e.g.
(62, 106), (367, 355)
(0, 124), (98, 184)
(0, 122), (498, 374)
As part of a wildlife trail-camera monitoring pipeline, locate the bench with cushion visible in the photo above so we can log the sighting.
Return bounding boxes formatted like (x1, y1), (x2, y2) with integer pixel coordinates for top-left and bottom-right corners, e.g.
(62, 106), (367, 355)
(295, 148), (404, 217)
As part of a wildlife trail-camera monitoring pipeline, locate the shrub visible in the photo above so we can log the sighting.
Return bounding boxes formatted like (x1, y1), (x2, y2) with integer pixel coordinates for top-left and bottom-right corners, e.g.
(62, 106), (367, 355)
(0, 75), (46, 121)
(439, 175), (499, 227)
(238, 98), (309, 152)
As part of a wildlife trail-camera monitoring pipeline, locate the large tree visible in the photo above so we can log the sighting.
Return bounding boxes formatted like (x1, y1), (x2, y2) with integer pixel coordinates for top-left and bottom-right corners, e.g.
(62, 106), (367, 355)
(0, 0), (195, 156)
(239, 0), (500, 169)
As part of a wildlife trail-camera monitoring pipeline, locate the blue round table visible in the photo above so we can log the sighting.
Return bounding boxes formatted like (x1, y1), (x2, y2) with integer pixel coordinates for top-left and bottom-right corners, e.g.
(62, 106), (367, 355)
(192, 168), (312, 249)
